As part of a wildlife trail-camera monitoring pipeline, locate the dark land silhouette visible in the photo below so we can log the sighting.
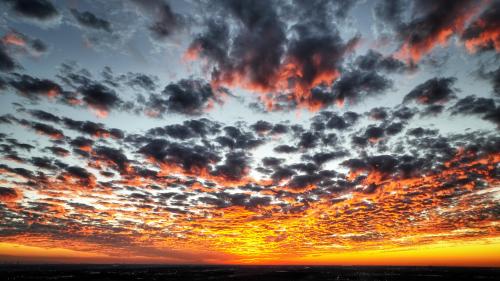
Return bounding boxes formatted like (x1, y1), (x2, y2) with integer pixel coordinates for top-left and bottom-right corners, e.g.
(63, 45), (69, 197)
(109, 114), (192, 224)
(1, 264), (499, 281)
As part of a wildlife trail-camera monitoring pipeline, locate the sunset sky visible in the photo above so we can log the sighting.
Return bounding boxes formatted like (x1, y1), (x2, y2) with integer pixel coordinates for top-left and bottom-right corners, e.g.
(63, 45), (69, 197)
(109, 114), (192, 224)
(0, 0), (499, 266)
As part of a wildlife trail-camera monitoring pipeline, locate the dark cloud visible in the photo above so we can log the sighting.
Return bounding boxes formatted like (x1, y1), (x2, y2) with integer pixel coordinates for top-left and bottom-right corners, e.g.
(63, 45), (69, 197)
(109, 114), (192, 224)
(45, 146), (69, 157)
(56, 62), (93, 88)
(407, 127), (438, 138)
(262, 157), (283, 167)
(4, 138), (34, 151)
(137, 139), (169, 162)
(148, 124), (196, 140)
(385, 122), (404, 135)
(0, 44), (18, 72)
(292, 0), (360, 21)
(70, 9), (112, 32)
(450, 95), (500, 127)
(126, 73), (157, 91)
(63, 166), (96, 187)
(478, 66), (500, 96)
(139, 140), (220, 173)
(374, 0), (405, 28)
(461, 1), (500, 53)
(130, 0), (185, 40)
(212, 152), (249, 181)
(199, 192), (271, 210)
(0, 186), (19, 201)
(30, 38), (47, 53)
(355, 50), (410, 73)
(270, 167), (296, 182)
(298, 131), (319, 149)
(330, 70), (393, 106)
(8, 74), (62, 100)
(29, 122), (64, 139)
(29, 110), (61, 123)
(364, 126), (385, 141)
(190, 0), (286, 91)
(376, 0), (481, 62)
(78, 83), (122, 116)
(3, 0), (59, 22)
(69, 136), (93, 151)
(288, 173), (322, 190)
(30, 156), (57, 170)
(2, 30), (49, 55)
(0, 163), (35, 179)
(187, 0), (359, 110)
(270, 123), (289, 135)
(368, 107), (389, 120)
(147, 119), (219, 140)
(273, 145), (297, 154)
(420, 104), (444, 116)
(306, 151), (347, 166)
(145, 79), (220, 116)
(251, 120), (273, 134)
(323, 112), (359, 130)
(62, 118), (124, 139)
(391, 106), (416, 120)
(93, 146), (130, 173)
(343, 155), (398, 177)
(403, 77), (457, 105)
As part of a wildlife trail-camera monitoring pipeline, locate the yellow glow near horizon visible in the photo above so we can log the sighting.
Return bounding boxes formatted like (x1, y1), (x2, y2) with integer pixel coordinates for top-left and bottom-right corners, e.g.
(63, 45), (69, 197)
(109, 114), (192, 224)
(254, 238), (500, 267)
(0, 242), (108, 259)
(1, 238), (499, 266)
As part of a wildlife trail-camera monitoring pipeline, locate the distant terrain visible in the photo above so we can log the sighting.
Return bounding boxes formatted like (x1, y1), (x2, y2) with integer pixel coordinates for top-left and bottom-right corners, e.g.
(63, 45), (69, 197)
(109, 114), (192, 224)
(1, 265), (499, 281)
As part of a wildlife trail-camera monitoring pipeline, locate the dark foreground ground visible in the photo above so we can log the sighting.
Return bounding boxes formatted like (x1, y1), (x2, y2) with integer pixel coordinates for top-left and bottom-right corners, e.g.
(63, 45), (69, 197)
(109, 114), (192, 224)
(1, 264), (499, 281)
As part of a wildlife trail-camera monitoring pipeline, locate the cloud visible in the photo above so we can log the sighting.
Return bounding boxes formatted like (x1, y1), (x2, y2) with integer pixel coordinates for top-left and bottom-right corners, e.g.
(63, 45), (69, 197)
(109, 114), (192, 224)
(45, 145), (69, 157)
(129, 0), (185, 40)
(62, 166), (96, 188)
(1, 1), (500, 261)
(144, 79), (221, 116)
(274, 144), (298, 153)
(70, 9), (112, 33)
(3, 0), (59, 22)
(7, 74), (61, 100)
(212, 152), (249, 181)
(0, 44), (17, 72)
(69, 136), (94, 152)
(450, 95), (500, 127)
(126, 73), (158, 91)
(29, 121), (64, 139)
(1, 100), (499, 261)
(140, 140), (219, 173)
(376, 0), (485, 62)
(78, 83), (122, 118)
(403, 77), (457, 105)
(0, 30), (49, 72)
(0, 187), (21, 202)
(147, 119), (220, 140)
(29, 109), (61, 123)
(186, 0), (360, 111)
(330, 69), (393, 106)
(461, 1), (500, 53)
(1, 30), (49, 55)
(29, 156), (58, 170)
(292, 0), (361, 21)
(355, 50), (412, 73)
(93, 146), (130, 173)
(374, 0), (405, 28)
(62, 117), (124, 139)
(478, 66), (500, 96)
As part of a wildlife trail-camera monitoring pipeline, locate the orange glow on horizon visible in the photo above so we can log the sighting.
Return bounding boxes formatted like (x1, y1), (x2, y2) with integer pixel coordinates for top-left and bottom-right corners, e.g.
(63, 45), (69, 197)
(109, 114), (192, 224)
(1, 239), (499, 266)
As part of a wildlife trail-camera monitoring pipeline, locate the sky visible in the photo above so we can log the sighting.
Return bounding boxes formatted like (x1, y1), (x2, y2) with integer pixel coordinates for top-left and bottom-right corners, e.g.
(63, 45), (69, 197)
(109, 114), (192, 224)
(0, 0), (499, 266)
